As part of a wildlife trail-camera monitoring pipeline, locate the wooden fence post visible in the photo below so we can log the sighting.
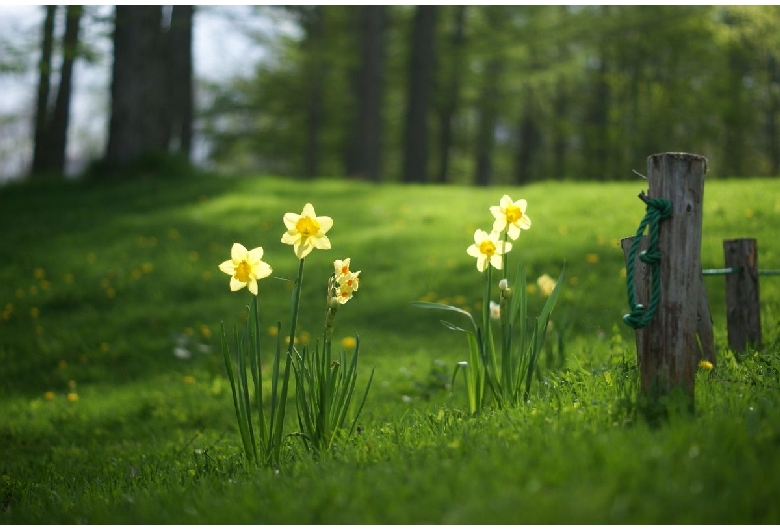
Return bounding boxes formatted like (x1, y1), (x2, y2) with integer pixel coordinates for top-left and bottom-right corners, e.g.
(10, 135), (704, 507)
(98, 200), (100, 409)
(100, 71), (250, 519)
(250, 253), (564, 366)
(625, 152), (708, 419)
(724, 238), (761, 353)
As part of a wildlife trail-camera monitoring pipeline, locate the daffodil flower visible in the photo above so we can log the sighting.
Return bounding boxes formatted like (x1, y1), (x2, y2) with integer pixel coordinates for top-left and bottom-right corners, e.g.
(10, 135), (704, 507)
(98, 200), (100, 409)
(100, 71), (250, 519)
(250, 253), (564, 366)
(334, 258), (352, 279)
(466, 229), (512, 272)
(335, 271), (361, 304)
(489, 301), (501, 320)
(281, 203), (333, 259)
(218, 242), (272, 295)
(490, 195), (531, 240)
(536, 273), (557, 297)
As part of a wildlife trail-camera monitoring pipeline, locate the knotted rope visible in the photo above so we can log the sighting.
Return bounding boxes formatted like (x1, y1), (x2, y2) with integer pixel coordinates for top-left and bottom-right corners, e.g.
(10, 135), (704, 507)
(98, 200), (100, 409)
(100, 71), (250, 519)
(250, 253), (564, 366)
(623, 193), (672, 329)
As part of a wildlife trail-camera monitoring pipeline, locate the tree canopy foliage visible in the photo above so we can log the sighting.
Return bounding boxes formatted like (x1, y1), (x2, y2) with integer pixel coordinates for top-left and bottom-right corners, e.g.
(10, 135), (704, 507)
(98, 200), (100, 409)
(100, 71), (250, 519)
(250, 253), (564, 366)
(200, 5), (780, 183)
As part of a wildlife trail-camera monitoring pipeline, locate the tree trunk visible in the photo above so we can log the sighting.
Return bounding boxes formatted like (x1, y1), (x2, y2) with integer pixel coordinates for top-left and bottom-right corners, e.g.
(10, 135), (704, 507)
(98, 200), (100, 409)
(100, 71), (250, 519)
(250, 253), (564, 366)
(355, 5), (386, 182)
(46, 5), (83, 175)
(302, 6), (324, 178)
(167, 5), (194, 160)
(105, 6), (169, 167)
(402, 5), (438, 183)
(30, 5), (56, 177)
(766, 54), (780, 176)
(474, 59), (501, 187)
(514, 87), (541, 184)
(435, 5), (466, 184)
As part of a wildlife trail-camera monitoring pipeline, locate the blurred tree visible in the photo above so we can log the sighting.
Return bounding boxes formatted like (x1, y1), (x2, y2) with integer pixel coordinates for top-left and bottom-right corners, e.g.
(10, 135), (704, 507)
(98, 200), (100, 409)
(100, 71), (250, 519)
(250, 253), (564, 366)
(104, 5), (195, 170)
(31, 5), (83, 177)
(402, 5), (438, 183)
(348, 5), (387, 181)
(167, 5), (194, 160)
(434, 5), (466, 184)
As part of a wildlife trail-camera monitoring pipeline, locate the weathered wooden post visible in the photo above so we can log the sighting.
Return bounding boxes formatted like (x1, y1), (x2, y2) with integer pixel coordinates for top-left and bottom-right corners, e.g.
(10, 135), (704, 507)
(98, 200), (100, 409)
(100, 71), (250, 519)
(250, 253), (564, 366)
(724, 238), (761, 353)
(622, 152), (708, 419)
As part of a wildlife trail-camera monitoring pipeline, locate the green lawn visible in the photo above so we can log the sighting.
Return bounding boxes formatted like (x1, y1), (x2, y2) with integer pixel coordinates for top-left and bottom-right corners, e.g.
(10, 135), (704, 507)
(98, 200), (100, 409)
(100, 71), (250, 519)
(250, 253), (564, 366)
(1, 173), (779, 523)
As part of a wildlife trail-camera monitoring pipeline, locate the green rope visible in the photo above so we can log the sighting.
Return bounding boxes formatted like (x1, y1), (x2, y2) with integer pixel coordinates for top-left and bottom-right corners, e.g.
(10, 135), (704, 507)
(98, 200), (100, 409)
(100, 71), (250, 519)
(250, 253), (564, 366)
(623, 194), (673, 329)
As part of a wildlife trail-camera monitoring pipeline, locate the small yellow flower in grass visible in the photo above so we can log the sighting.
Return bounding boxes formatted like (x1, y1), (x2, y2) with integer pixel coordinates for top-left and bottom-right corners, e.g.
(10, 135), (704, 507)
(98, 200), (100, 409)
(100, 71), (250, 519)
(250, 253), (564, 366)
(67, 392), (79, 402)
(698, 360), (714, 371)
(281, 203), (333, 259)
(268, 326), (279, 337)
(44, 391), (54, 401)
(341, 336), (357, 349)
(183, 375), (196, 384)
(490, 195), (531, 240)
(586, 253), (600, 264)
(466, 229), (512, 272)
(537, 274), (557, 297)
(218, 243), (272, 296)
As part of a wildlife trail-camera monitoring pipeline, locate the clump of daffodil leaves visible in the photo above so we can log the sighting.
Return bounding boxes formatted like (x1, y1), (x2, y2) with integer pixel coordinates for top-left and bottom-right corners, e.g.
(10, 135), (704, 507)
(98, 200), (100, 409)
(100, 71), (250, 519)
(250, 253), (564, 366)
(413, 194), (564, 416)
(218, 203), (373, 467)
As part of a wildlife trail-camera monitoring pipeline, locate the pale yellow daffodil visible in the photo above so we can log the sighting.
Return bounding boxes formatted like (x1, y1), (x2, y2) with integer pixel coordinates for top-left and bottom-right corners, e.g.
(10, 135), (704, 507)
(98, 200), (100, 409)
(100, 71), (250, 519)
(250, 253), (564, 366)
(335, 270), (361, 304)
(536, 273), (557, 297)
(489, 301), (501, 320)
(281, 203), (333, 259)
(218, 242), (272, 295)
(490, 195), (531, 240)
(466, 229), (512, 272)
(334, 258), (352, 279)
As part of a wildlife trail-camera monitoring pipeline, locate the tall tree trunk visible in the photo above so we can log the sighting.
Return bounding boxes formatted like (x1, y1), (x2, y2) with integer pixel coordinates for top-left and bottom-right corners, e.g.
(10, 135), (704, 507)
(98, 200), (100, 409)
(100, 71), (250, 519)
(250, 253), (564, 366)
(167, 5), (193, 160)
(435, 5), (466, 184)
(474, 58), (501, 187)
(765, 54), (780, 175)
(302, 6), (324, 178)
(402, 5), (438, 183)
(355, 5), (386, 182)
(583, 51), (610, 180)
(46, 5), (83, 175)
(552, 81), (568, 179)
(30, 5), (56, 177)
(105, 6), (169, 167)
(514, 87), (541, 184)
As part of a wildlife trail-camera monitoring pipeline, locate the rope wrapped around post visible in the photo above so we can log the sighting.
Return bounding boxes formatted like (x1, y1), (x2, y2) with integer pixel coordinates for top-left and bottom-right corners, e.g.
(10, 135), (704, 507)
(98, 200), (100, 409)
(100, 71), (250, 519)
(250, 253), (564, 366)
(623, 192), (672, 329)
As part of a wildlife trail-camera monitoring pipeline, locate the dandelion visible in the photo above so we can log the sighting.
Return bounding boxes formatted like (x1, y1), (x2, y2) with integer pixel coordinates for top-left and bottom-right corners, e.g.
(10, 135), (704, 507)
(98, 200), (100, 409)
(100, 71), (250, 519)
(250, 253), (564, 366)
(67, 393), (79, 402)
(490, 195), (531, 240)
(218, 243), (272, 296)
(281, 203), (333, 259)
(466, 229), (512, 272)
(44, 391), (54, 401)
(698, 360), (714, 371)
(341, 336), (357, 349)
(537, 274), (558, 297)
(586, 253), (600, 264)
(489, 301), (501, 320)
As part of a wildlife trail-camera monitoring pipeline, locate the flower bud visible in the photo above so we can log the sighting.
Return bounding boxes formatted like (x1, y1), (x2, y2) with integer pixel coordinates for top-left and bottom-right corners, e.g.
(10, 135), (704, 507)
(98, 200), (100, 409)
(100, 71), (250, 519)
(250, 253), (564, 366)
(498, 278), (509, 291)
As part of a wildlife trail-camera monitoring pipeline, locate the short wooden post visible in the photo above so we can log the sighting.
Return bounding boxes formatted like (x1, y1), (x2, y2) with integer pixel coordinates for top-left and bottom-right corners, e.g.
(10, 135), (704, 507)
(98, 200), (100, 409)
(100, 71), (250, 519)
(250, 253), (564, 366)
(627, 152), (708, 418)
(724, 238), (761, 353)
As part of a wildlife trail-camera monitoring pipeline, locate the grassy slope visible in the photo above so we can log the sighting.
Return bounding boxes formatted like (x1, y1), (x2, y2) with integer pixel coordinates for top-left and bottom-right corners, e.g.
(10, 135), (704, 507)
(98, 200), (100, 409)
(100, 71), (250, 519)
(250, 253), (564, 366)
(1, 174), (779, 523)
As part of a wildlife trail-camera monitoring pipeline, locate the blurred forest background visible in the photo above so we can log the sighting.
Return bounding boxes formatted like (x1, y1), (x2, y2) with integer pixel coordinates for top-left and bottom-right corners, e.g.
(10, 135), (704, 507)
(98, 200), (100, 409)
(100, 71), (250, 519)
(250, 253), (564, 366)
(1, 5), (780, 184)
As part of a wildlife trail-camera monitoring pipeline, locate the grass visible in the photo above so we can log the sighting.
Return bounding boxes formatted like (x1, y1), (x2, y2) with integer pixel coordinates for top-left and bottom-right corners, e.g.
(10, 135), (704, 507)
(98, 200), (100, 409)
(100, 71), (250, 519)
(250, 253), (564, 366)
(1, 173), (780, 523)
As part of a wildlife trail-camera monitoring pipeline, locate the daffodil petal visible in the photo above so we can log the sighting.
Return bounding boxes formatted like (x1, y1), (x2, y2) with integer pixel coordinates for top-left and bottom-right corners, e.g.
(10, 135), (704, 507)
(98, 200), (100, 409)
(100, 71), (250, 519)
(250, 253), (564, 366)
(283, 213), (300, 230)
(218, 259), (236, 274)
(248, 247), (264, 263)
(247, 279), (258, 296)
(229, 276), (246, 291)
(231, 242), (248, 262)
(311, 234), (331, 250)
(317, 216), (333, 234)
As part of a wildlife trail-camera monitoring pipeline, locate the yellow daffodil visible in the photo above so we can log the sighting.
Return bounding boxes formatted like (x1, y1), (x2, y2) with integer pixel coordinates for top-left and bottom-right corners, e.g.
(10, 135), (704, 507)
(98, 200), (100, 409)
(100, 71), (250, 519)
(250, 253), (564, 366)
(282, 203), (333, 259)
(218, 242), (272, 296)
(466, 229), (512, 272)
(335, 271), (361, 304)
(334, 258), (352, 279)
(490, 195), (531, 240)
(537, 273), (557, 297)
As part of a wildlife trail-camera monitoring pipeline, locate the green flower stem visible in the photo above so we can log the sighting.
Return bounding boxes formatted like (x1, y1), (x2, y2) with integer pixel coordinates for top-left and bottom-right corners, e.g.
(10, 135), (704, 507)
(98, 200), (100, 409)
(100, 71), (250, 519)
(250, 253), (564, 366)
(271, 257), (305, 465)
